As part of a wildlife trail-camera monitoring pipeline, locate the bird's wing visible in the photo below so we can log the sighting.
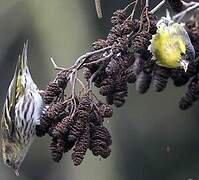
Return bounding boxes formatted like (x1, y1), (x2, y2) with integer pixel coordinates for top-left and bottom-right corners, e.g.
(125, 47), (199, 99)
(1, 42), (28, 139)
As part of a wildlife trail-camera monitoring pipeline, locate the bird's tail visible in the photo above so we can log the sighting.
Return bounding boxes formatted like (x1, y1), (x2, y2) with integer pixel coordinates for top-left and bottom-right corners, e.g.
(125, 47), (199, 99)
(16, 41), (28, 74)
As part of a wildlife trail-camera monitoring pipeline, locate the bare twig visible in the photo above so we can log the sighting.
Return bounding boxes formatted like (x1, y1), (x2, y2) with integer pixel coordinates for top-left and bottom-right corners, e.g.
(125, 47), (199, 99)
(182, 1), (198, 7)
(70, 70), (78, 117)
(124, 1), (136, 11)
(91, 91), (101, 103)
(150, 0), (166, 14)
(173, 1), (199, 22)
(145, 0), (149, 8)
(145, 7), (151, 32)
(74, 46), (111, 69)
(52, 46), (111, 82)
(138, 6), (147, 32)
(95, 0), (102, 19)
(50, 57), (65, 71)
(130, 0), (139, 20)
(83, 52), (113, 67)
(50, 46), (112, 116)
(76, 77), (86, 93)
(56, 46), (111, 117)
(87, 65), (104, 92)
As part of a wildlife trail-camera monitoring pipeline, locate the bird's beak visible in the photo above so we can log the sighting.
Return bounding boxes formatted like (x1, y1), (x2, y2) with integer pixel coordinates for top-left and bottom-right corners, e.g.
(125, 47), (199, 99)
(12, 163), (20, 176)
(15, 169), (20, 176)
(180, 59), (189, 72)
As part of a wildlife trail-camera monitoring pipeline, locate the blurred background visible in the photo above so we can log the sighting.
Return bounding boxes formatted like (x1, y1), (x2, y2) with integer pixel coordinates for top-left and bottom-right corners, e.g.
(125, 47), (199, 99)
(0, 0), (199, 180)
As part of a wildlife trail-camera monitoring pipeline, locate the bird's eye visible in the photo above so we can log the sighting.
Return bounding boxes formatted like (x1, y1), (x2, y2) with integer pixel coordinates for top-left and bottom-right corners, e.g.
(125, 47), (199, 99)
(5, 146), (12, 153)
(6, 159), (11, 165)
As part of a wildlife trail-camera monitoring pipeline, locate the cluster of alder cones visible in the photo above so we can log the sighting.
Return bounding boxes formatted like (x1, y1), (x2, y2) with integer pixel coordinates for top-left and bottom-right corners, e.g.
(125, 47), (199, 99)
(36, 1), (199, 166)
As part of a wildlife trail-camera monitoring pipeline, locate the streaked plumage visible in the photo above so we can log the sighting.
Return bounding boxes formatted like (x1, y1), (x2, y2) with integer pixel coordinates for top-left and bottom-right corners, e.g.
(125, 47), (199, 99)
(148, 16), (195, 72)
(1, 42), (43, 175)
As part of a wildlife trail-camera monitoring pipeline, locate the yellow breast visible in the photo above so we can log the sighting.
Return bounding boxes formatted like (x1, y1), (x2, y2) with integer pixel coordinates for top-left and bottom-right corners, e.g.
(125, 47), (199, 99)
(151, 28), (186, 68)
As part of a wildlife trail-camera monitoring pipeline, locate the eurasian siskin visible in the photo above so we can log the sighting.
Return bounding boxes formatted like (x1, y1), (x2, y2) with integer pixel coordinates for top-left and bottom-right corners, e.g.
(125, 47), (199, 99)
(1, 42), (43, 176)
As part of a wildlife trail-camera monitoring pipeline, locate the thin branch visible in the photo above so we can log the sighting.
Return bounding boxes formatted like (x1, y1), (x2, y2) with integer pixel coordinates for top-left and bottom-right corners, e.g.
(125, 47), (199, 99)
(52, 46), (111, 83)
(73, 46), (111, 70)
(173, 1), (199, 21)
(70, 70), (78, 117)
(91, 91), (101, 103)
(182, 1), (198, 7)
(130, 0), (139, 20)
(83, 52), (113, 67)
(50, 57), (65, 71)
(150, 0), (166, 14)
(95, 0), (102, 19)
(123, 1), (137, 11)
(145, 0), (149, 8)
(87, 65), (103, 92)
(145, 7), (151, 32)
(76, 77), (86, 93)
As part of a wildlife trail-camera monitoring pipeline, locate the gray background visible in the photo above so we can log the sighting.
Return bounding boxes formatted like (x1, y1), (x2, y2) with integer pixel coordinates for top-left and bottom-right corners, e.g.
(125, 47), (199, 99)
(0, 0), (199, 180)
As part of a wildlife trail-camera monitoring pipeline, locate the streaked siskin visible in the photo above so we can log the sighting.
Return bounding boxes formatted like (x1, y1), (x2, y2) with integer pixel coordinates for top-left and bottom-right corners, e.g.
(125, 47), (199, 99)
(1, 42), (43, 176)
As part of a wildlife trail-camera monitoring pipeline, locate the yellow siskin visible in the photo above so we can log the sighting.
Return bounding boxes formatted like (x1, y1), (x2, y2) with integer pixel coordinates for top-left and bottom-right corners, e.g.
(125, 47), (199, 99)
(1, 42), (43, 176)
(148, 15), (195, 72)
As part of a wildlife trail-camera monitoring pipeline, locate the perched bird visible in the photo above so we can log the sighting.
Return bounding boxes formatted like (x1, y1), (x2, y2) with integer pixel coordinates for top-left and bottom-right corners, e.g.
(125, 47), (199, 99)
(1, 42), (43, 176)
(148, 15), (195, 72)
